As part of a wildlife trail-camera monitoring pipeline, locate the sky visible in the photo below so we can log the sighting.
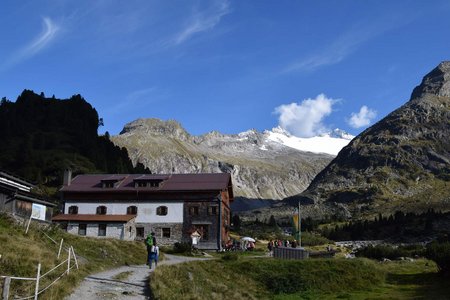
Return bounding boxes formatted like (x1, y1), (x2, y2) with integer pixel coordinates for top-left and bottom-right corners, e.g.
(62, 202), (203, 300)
(1, 1), (450, 137)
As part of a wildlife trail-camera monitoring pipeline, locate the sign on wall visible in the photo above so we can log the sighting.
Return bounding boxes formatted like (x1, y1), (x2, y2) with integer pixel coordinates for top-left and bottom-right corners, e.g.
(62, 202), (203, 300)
(31, 203), (47, 221)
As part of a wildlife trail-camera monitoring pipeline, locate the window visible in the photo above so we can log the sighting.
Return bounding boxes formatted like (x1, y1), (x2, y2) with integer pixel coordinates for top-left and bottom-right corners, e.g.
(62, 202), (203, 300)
(98, 224), (106, 236)
(127, 206), (138, 215)
(156, 206), (168, 216)
(208, 206), (218, 215)
(96, 206), (107, 215)
(162, 228), (171, 238)
(136, 227), (145, 238)
(78, 224), (86, 236)
(68, 206), (78, 214)
(103, 181), (114, 188)
(134, 180), (162, 188)
(189, 206), (199, 216)
(149, 181), (160, 187)
(137, 181), (147, 187)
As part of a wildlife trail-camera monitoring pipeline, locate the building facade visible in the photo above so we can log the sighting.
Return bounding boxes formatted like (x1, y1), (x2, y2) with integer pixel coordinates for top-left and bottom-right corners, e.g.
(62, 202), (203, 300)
(0, 169), (55, 222)
(53, 171), (233, 250)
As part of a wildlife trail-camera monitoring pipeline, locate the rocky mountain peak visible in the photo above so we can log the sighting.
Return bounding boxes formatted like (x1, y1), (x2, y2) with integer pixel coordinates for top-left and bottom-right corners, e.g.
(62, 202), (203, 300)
(410, 61), (450, 100)
(119, 118), (189, 140)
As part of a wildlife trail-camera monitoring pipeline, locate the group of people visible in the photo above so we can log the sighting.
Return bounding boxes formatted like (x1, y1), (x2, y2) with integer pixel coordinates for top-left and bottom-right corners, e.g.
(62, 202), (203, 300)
(222, 239), (256, 251)
(267, 239), (299, 256)
(145, 232), (160, 269)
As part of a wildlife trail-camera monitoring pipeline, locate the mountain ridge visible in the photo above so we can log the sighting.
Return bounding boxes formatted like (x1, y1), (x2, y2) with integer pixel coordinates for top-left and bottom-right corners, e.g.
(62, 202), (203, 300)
(112, 118), (352, 200)
(259, 61), (450, 220)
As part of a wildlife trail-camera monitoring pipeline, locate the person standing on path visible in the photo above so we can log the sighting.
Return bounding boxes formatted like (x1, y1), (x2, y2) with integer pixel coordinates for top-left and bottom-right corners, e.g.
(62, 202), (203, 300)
(146, 232), (157, 266)
(149, 245), (159, 269)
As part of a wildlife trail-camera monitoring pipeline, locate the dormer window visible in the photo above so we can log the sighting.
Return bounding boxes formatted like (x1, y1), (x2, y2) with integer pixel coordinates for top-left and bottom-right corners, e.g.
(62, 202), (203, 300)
(133, 175), (168, 188)
(101, 180), (119, 188)
(96, 206), (107, 215)
(101, 176), (125, 188)
(149, 181), (160, 187)
(137, 181), (147, 188)
(103, 181), (115, 188)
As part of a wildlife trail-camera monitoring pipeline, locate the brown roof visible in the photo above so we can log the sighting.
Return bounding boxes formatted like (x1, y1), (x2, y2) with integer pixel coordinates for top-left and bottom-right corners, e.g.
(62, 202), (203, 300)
(60, 173), (232, 193)
(52, 214), (136, 222)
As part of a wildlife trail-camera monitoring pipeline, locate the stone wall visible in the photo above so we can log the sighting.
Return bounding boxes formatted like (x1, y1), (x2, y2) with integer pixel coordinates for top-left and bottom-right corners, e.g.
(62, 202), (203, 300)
(183, 200), (220, 247)
(136, 222), (183, 246)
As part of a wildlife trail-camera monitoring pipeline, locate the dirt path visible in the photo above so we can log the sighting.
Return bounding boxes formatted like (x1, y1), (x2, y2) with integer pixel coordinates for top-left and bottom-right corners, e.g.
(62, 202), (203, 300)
(65, 254), (212, 300)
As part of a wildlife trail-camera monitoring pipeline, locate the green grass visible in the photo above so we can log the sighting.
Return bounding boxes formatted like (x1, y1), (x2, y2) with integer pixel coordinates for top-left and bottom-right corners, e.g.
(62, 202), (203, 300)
(150, 257), (385, 300)
(0, 214), (146, 299)
(150, 255), (450, 300)
(283, 260), (450, 300)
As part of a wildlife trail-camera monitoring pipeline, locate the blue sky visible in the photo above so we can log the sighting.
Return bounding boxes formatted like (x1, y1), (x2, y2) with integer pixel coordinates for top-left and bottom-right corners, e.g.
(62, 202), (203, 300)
(1, 1), (449, 137)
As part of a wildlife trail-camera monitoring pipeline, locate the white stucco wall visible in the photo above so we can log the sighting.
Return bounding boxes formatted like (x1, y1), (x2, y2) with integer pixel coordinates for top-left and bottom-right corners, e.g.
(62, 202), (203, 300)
(64, 201), (183, 223)
(66, 220), (136, 241)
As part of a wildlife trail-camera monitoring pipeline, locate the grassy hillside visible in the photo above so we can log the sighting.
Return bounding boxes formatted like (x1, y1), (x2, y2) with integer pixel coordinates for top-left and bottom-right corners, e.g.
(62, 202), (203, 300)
(150, 254), (450, 299)
(0, 214), (146, 299)
(150, 256), (385, 299)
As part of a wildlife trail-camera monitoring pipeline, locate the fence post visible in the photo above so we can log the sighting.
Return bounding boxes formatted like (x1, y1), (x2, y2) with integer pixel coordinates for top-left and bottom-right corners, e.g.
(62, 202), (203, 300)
(67, 248), (71, 275)
(71, 247), (79, 270)
(57, 239), (64, 259)
(34, 263), (41, 300)
(25, 215), (32, 234)
(2, 277), (11, 300)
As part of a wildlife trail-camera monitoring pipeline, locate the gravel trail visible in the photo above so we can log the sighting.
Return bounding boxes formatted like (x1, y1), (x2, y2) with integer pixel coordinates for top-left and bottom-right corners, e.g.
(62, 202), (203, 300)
(65, 254), (212, 300)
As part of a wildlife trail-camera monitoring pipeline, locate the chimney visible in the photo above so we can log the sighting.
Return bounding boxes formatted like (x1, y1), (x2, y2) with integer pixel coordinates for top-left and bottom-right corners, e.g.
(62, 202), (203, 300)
(63, 169), (72, 186)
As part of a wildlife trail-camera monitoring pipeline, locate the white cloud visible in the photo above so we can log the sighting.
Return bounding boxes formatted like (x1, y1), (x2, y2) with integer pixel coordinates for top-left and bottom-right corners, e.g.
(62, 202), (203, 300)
(282, 15), (414, 73)
(1, 17), (60, 70)
(24, 17), (60, 56)
(347, 105), (377, 128)
(274, 94), (336, 138)
(173, 0), (230, 45)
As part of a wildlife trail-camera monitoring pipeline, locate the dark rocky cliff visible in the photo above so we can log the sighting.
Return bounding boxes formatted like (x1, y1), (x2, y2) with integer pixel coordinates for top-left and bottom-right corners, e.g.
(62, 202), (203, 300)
(251, 62), (450, 221)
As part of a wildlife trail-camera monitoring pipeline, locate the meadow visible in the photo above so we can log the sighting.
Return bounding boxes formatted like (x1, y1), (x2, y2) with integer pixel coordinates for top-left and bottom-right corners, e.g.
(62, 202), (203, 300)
(0, 214), (146, 299)
(150, 251), (449, 300)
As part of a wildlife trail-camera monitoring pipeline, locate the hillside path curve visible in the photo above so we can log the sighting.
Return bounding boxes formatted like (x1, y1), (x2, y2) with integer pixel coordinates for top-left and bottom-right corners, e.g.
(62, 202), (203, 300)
(65, 254), (212, 300)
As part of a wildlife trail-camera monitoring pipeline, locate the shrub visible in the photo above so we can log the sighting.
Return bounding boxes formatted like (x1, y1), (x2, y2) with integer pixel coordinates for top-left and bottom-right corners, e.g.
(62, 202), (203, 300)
(172, 242), (191, 254)
(301, 232), (331, 246)
(355, 244), (424, 260)
(425, 242), (450, 275)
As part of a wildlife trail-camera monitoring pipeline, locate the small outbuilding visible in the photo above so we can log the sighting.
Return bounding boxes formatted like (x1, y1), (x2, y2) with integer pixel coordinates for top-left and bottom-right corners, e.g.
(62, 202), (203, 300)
(0, 169), (55, 222)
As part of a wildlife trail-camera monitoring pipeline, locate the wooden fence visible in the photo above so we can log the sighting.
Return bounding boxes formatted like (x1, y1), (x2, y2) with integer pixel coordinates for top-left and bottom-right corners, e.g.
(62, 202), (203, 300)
(0, 222), (79, 299)
(1, 246), (78, 300)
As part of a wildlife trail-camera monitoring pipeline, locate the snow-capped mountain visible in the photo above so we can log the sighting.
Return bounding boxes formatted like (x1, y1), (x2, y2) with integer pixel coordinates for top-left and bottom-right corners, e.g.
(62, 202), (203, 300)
(111, 119), (351, 202)
(264, 126), (354, 156)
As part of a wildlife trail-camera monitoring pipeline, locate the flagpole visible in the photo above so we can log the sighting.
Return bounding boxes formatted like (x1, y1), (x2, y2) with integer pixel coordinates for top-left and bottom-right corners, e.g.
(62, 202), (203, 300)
(298, 200), (301, 248)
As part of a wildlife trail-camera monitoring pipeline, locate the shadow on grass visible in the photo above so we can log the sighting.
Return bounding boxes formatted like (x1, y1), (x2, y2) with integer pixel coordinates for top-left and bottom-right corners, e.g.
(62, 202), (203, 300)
(387, 272), (450, 299)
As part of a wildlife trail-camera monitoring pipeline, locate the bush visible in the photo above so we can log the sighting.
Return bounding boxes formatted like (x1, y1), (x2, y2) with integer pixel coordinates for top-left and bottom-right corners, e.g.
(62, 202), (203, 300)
(425, 242), (450, 275)
(301, 232), (331, 246)
(356, 244), (425, 260)
(173, 242), (191, 253)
